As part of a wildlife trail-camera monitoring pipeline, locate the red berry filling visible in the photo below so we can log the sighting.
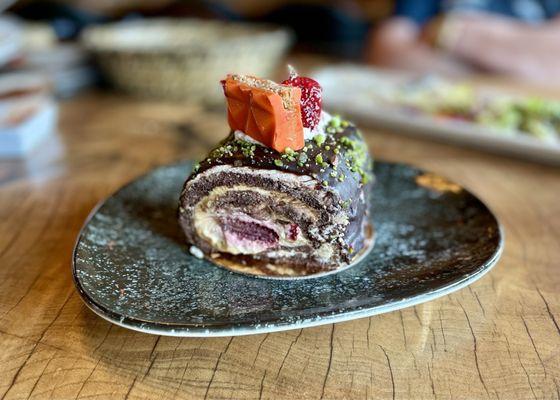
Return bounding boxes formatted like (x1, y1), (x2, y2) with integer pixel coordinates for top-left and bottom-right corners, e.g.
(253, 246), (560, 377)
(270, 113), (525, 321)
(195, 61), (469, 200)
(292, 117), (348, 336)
(282, 76), (322, 129)
(288, 223), (300, 241)
(221, 217), (279, 247)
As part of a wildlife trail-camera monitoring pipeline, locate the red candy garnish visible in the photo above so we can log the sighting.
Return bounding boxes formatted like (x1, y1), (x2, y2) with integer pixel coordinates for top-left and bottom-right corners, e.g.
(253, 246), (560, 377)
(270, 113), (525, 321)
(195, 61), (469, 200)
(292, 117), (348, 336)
(282, 73), (322, 129)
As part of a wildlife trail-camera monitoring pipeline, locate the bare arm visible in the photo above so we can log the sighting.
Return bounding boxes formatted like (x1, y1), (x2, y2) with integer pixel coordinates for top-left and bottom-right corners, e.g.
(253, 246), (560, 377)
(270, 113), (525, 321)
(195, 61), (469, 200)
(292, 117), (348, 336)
(366, 17), (472, 76)
(434, 13), (560, 84)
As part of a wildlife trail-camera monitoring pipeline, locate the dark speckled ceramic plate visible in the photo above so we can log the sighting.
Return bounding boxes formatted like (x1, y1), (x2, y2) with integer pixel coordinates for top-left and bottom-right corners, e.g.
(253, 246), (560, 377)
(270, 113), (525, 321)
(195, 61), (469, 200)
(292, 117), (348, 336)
(72, 161), (503, 337)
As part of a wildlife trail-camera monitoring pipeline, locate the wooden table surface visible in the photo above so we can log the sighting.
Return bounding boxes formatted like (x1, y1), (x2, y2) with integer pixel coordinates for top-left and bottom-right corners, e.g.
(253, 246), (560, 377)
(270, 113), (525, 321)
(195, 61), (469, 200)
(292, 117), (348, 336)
(1, 87), (559, 399)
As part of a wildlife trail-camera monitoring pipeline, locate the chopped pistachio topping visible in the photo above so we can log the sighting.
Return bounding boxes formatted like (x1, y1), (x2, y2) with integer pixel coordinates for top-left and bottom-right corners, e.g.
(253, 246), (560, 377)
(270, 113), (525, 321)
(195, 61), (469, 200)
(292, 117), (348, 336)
(282, 147), (297, 161)
(339, 136), (358, 150)
(210, 144), (236, 158)
(232, 139), (257, 158)
(274, 159), (284, 167)
(314, 134), (326, 147)
(282, 150), (297, 162)
(336, 133), (372, 184)
(330, 115), (341, 129)
(326, 115), (348, 133)
(315, 153), (328, 168)
(359, 169), (370, 184)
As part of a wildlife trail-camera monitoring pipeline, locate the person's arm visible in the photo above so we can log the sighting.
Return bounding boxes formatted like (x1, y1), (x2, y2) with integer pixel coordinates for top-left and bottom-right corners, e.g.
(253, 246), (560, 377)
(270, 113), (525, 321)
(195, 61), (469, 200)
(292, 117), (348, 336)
(431, 13), (560, 84)
(366, 17), (472, 76)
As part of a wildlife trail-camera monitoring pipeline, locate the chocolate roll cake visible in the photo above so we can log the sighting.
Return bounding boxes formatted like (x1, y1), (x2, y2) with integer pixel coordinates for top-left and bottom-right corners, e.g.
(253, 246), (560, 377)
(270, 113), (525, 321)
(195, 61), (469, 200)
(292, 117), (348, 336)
(179, 71), (373, 276)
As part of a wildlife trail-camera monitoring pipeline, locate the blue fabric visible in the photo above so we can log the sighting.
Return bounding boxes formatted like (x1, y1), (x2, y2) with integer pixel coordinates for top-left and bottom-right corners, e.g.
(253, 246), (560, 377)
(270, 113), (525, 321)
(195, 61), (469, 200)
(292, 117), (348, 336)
(394, 0), (441, 24)
(395, 0), (560, 23)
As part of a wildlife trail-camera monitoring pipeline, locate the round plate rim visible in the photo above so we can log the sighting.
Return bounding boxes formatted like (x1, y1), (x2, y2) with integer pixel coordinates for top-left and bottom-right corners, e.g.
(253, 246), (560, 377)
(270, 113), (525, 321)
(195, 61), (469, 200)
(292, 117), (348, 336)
(71, 160), (505, 337)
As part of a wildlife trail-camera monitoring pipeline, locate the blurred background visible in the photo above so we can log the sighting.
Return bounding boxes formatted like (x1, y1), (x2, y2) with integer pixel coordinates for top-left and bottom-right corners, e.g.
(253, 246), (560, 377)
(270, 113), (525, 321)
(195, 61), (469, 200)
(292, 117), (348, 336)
(1, 0), (559, 164)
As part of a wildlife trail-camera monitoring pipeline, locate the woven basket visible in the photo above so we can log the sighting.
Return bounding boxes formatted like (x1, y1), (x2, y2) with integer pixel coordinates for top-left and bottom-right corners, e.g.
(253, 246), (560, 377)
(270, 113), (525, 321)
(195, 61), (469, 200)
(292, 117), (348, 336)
(82, 19), (293, 104)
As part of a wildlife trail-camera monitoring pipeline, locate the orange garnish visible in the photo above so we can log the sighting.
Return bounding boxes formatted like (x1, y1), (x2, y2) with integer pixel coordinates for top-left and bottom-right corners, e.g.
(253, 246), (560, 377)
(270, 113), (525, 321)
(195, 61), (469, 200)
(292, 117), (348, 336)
(223, 76), (304, 152)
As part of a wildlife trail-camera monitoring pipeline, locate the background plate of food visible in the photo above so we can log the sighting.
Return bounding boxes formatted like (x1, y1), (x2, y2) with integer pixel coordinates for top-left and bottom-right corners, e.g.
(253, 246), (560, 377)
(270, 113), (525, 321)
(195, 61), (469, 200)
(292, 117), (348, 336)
(314, 65), (560, 166)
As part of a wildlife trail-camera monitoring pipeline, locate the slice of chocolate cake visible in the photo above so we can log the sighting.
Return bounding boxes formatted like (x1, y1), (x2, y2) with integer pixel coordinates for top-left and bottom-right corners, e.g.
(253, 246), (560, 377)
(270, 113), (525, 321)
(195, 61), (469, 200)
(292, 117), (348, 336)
(179, 71), (373, 276)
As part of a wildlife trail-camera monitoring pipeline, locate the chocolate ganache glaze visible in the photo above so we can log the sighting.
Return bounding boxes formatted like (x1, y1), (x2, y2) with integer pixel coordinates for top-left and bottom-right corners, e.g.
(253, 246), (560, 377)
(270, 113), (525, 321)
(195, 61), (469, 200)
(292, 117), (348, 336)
(178, 116), (374, 276)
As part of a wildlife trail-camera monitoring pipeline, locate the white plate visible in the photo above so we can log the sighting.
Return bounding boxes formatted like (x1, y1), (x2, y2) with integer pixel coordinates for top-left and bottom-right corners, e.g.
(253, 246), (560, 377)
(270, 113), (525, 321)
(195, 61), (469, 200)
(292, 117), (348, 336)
(0, 100), (58, 158)
(314, 65), (560, 166)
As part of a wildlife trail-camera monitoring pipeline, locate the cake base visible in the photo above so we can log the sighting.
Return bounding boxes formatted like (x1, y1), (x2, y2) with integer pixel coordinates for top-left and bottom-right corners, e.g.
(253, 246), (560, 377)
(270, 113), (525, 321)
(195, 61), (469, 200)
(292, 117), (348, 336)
(204, 222), (375, 279)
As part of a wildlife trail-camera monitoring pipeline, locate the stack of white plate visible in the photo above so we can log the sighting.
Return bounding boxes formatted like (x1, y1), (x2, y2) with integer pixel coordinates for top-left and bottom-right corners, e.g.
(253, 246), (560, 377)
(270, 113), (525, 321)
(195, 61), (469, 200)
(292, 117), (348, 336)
(0, 72), (58, 158)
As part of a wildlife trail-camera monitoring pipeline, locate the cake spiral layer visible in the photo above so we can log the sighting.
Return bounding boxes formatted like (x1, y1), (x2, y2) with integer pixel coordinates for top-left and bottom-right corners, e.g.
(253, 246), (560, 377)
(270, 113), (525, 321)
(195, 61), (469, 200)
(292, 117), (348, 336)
(179, 121), (373, 275)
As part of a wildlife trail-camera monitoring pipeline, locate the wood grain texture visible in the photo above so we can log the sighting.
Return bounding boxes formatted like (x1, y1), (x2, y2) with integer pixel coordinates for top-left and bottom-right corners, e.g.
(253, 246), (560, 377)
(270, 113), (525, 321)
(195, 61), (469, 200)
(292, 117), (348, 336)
(0, 87), (559, 399)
